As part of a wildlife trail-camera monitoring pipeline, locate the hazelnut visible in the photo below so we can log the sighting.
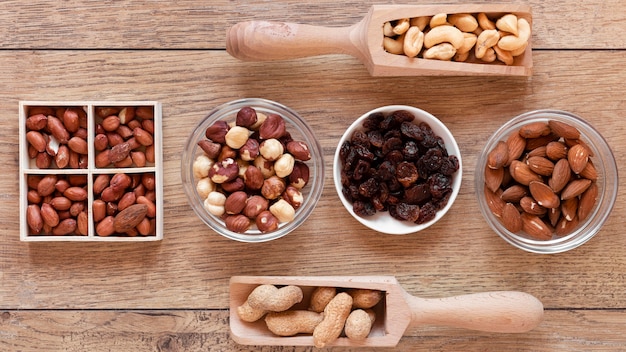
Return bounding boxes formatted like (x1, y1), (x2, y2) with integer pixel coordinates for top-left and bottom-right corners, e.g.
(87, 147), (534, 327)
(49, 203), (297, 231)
(225, 126), (250, 149)
(259, 113), (286, 140)
(224, 191), (248, 215)
(193, 154), (214, 179)
(250, 112), (267, 130)
(289, 161), (310, 189)
(254, 156), (275, 179)
(261, 175), (286, 200)
(236, 106), (258, 128)
(274, 153), (295, 178)
(286, 140), (312, 161)
(282, 185), (304, 210)
(196, 177), (216, 199)
(243, 195), (269, 218)
(243, 165), (264, 191)
(204, 191), (226, 216)
(239, 138), (260, 161)
(218, 145), (237, 161)
(270, 199), (296, 223)
(225, 214), (251, 233)
(205, 120), (229, 144)
(197, 140), (221, 159)
(256, 210), (279, 232)
(209, 158), (239, 184)
(221, 177), (245, 193)
(259, 138), (284, 161)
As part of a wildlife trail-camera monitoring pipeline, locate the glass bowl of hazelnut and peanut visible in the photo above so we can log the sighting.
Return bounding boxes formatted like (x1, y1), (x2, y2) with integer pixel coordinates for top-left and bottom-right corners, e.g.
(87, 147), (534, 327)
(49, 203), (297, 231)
(181, 98), (324, 242)
(476, 110), (618, 253)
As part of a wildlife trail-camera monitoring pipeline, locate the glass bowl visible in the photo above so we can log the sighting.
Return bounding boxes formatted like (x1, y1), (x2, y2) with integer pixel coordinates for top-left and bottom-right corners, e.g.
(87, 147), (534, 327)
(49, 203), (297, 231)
(181, 98), (324, 243)
(333, 105), (462, 235)
(476, 109), (618, 253)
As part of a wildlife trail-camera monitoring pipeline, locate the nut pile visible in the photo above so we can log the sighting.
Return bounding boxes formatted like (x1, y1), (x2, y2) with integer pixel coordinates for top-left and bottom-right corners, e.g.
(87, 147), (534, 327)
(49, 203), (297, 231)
(237, 284), (383, 348)
(25, 106), (89, 169)
(339, 110), (459, 224)
(193, 106), (311, 233)
(484, 120), (598, 240)
(94, 106), (156, 168)
(383, 12), (530, 64)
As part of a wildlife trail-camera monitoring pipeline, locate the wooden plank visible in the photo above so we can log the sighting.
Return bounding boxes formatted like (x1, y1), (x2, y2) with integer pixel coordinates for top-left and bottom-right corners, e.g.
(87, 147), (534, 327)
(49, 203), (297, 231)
(0, 310), (625, 351)
(0, 50), (625, 311)
(0, 1), (624, 49)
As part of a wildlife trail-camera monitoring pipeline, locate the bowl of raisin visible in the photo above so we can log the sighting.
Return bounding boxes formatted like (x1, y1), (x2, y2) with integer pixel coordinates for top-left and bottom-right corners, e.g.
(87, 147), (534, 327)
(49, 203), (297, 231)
(333, 106), (462, 234)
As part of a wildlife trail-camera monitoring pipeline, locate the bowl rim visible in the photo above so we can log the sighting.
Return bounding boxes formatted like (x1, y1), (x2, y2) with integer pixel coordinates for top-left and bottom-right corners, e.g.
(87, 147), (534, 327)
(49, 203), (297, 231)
(333, 105), (463, 235)
(181, 98), (325, 243)
(475, 109), (619, 254)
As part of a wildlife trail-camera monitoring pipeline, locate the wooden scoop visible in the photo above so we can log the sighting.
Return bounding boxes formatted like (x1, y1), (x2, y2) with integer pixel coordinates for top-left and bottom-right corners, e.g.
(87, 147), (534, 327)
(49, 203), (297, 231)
(229, 275), (544, 347)
(226, 4), (532, 76)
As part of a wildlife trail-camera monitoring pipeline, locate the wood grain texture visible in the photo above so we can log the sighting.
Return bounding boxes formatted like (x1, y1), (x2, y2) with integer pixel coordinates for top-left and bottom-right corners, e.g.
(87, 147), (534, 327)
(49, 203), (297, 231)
(1, 0), (626, 350)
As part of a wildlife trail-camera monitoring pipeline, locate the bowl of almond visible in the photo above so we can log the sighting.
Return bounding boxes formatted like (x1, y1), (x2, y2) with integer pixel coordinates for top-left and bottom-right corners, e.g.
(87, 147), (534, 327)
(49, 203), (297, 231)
(476, 110), (618, 253)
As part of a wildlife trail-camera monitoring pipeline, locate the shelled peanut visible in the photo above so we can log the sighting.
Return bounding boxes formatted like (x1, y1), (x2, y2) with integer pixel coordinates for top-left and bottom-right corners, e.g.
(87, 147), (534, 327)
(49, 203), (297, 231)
(25, 106), (88, 169)
(484, 120), (598, 240)
(93, 172), (157, 236)
(194, 106), (312, 233)
(237, 284), (382, 347)
(383, 12), (530, 64)
(26, 174), (89, 236)
(94, 106), (156, 168)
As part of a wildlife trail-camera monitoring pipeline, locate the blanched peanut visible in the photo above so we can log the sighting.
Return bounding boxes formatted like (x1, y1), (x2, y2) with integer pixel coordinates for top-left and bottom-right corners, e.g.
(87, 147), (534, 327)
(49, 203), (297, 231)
(313, 292), (353, 348)
(344, 309), (376, 340)
(265, 310), (324, 336)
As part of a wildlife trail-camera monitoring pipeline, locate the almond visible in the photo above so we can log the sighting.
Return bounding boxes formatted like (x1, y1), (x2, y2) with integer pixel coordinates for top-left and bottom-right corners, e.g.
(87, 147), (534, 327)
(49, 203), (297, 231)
(487, 141), (509, 169)
(545, 141), (568, 161)
(505, 132), (526, 165)
(526, 156), (554, 176)
(484, 165), (504, 192)
(520, 196), (547, 216)
(500, 184), (528, 203)
(502, 203), (522, 233)
(549, 158), (571, 193)
(561, 179), (592, 200)
(555, 215), (579, 237)
(521, 213), (552, 240)
(484, 187), (505, 218)
(560, 197), (578, 221)
(567, 143), (589, 174)
(113, 204), (148, 233)
(577, 182), (598, 221)
(579, 160), (598, 181)
(548, 207), (561, 227)
(529, 181), (560, 209)
(519, 121), (550, 139)
(548, 120), (580, 139)
(510, 160), (542, 186)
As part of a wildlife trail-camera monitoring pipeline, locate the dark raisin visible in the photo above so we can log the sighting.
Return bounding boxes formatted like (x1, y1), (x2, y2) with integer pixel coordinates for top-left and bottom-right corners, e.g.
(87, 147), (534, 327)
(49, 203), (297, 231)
(404, 183), (431, 204)
(392, 110), (416, 124)
(358, 178), (378, 198)
(354, 144), (375, 162)
(385, 150), (404, 165)
(363, 112), (384, 130)
(428, 173), (452, 199)
(396, 161), (418, 188)
(352, 159), (370, 181)
(422, 148), (444, 172)
(382, 137), (403, 155)
(439, 155), (460, 176)
(383, 129), (402, 141)
(353, 200), (376, 217)
(434, 190), (452, 210)
(351, 130), (370, 148)
(339, 141), (352, 162)
(402, 140), (420, 161)
(391, 203), (420, 222)
(376, 160), (396, 181)
(379, 115), (398, 131)
(416, 202), (437, 224)
(400, 121), (425, 141)
(367, 130), (384, 148)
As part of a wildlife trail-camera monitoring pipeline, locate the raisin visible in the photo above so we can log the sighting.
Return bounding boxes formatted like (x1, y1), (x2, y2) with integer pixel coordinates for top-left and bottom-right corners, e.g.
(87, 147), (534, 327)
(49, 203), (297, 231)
(363, 112), (384, 130)
(354, 144), (375, 162)
(385, 150), (404, 165)
(358, 178), (378, 198)
(379, 115), (398, 131)
(428, 173), (452, 199)
(353, 200), (376, 217)
(416, 202), (437, 224)
(382, 137), (403, 155)
(396, 161), (418, 188)
(351, 130), (370, 148)
(402, 140), (420, 161)
(391, 203), (420, 222)
(392, 110), (416, 124)
(339, 141), (352, 162)
(352, 159), (370, 181)
(376, 160), (396, 181)
(400, 121), (425, 141)
(367, 130), (384, 148)
(422, 148), (444, 172)
(404, 183), (431, 204)
(440, 155), (460, 176)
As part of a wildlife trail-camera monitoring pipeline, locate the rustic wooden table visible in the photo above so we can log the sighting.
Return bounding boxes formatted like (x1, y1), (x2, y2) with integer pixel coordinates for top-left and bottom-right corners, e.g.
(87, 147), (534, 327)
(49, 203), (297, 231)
(1, 1), (625, 351)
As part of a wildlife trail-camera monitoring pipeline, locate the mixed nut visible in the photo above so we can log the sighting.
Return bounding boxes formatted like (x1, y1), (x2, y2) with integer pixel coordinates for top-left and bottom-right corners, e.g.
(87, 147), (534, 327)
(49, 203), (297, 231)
(193, 106), (312, 233)
(339, 110), (459, 224)
(237, 284), (383, 347)
(383, 12), (530, 64)
(484, 119), (598, 240)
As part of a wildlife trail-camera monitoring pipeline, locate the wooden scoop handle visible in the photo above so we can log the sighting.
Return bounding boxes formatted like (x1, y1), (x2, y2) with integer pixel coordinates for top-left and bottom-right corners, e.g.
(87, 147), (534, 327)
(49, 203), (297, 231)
(226, 21), (363, 61)
(406, 290), (544, 333)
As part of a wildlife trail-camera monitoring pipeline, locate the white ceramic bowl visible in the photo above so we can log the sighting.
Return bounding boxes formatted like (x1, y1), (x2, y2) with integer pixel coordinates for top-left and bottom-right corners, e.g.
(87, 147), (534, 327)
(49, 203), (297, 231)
(333, 105), (462, 234)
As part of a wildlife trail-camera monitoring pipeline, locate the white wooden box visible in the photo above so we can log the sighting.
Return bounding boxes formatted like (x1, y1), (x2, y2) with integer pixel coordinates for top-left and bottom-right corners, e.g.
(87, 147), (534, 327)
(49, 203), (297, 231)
(19, 101), (163, 241)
